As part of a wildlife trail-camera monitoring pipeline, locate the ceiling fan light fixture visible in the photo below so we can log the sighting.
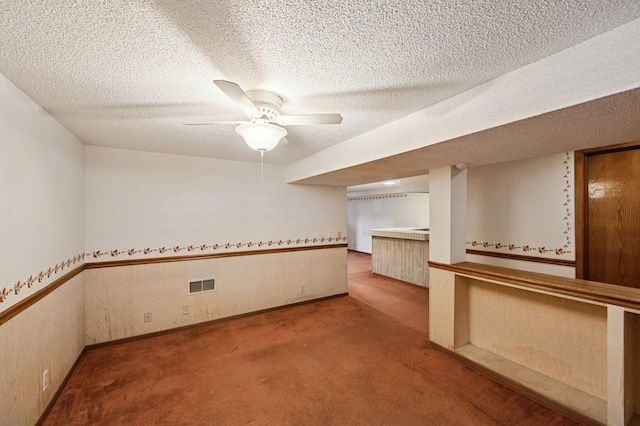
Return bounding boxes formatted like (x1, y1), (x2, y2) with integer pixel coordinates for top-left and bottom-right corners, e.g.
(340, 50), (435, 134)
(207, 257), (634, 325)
(235, 122), (287, 152)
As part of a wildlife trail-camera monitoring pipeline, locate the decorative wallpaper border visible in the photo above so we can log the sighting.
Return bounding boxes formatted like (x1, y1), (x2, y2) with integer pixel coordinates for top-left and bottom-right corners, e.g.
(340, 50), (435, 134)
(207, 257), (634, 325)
(88, 235), (347, 259)
(85, 244), (348, 270)
(466, 152), (574, 257)
(1, 235), (348, 305)
(465, 249), (575, 267)
(1, 253), (86, 304)
(348, 193), (407, 201)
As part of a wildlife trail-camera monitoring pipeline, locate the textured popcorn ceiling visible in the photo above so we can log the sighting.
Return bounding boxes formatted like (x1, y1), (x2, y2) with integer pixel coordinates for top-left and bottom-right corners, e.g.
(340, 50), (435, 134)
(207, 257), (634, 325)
(1, 1), (640, 184)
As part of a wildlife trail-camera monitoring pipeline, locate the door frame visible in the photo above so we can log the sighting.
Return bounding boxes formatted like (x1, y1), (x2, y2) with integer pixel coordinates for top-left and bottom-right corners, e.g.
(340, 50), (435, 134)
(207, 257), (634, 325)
(574, 140), (640, 279)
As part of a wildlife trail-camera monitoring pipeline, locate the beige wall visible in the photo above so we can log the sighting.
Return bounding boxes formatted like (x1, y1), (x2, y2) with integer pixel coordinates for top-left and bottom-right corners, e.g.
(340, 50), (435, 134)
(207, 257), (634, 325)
(428, 265), (640, 424)
(0, 274), (85, 426)
(85, 248), (347, 345)
(1, 245), (347, 424)
(467, 279), (607, 399)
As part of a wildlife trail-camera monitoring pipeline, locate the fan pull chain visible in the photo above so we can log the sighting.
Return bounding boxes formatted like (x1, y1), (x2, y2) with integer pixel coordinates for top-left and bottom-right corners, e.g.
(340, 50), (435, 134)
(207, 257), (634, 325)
(260, 150), (265, 180)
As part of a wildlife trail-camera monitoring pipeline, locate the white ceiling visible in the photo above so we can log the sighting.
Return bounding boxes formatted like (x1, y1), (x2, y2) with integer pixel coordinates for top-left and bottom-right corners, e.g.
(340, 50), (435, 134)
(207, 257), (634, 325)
(1, 1), (640, 186)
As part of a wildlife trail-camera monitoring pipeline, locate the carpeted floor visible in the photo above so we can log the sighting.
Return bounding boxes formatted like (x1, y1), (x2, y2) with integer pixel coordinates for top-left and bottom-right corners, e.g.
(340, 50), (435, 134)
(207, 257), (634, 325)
(43, 251), (581, 425)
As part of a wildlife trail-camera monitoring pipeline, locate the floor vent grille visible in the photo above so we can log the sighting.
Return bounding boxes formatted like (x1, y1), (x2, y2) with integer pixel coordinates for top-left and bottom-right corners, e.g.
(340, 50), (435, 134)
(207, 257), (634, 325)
(189, 278), (215, 294)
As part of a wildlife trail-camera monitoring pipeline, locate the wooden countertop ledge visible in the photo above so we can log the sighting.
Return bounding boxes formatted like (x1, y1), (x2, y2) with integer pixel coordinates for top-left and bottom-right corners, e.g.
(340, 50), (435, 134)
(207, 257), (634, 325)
(429, 261), (640, 311)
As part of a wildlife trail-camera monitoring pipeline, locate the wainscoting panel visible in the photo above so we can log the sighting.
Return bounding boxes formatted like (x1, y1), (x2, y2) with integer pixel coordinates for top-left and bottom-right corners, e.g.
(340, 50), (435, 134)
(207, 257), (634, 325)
(84, 247), (347, 345)
(427, 261), (640, 424)
(0, 273), (85, 426)
(467, 278), (607, 400)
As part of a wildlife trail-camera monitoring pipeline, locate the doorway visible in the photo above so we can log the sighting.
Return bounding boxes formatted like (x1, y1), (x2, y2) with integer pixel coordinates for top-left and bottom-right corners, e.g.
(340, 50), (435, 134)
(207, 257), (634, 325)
(575, 141), (640, 287)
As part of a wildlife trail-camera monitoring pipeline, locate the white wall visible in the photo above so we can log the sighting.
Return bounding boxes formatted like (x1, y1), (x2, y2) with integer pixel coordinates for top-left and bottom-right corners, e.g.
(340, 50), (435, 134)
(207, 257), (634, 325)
(85, 146), (346, 259)
(466, 151), (575, 276)
(0, 73), (85, 425)
(347, 193), (429, 253)
(0, 73), (85, 311)
(84, 146), (348, 343)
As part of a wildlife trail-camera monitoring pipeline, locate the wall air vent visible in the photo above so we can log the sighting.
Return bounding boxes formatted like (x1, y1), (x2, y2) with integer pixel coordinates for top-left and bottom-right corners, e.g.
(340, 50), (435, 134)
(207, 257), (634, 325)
(189, 278), (215, 295)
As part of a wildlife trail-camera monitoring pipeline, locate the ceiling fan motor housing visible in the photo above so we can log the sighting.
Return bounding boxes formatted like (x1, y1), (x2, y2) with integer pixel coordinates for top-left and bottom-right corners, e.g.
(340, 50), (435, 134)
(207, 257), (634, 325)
(245, 90), (283, 122)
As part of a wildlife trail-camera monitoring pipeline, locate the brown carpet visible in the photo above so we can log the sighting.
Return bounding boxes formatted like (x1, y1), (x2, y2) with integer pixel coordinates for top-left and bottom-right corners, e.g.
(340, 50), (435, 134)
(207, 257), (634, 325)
(43, 251), (581, 425)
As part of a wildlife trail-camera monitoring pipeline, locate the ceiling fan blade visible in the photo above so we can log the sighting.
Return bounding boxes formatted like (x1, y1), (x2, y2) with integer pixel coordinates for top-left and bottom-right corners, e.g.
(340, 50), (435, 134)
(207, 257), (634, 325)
(184, 120), (249, 126)
(213, 80), (260, 114)
(279, 113), (343, 126)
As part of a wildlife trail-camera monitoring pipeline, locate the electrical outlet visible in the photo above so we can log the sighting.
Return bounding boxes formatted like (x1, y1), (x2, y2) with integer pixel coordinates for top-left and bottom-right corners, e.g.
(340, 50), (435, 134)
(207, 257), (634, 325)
(42, 370), (49, 392)
(182, 305), (189, 315)
(144, 312), (152, 323)
(300, 286), (305, 293)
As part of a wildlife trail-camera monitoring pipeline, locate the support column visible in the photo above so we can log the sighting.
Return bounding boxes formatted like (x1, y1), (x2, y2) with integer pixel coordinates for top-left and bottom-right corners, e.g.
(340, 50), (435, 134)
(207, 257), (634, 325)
(429, 165), (467, 264)
(428, 165), (468, 349)
(607, 305), (633, 426)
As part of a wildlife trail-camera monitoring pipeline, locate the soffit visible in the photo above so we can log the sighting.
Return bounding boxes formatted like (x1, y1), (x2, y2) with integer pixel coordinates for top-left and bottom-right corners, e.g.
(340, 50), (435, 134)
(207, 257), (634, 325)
(300, 88), (640, 187)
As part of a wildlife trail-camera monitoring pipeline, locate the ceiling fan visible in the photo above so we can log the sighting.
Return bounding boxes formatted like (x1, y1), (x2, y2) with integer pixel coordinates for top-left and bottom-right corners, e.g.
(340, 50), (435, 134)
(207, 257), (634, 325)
(186, 80), (343, 155)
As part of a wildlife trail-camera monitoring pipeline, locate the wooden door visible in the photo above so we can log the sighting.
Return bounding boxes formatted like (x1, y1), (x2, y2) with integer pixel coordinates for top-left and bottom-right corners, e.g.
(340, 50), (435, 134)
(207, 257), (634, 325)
(577, 144), (640, 287)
